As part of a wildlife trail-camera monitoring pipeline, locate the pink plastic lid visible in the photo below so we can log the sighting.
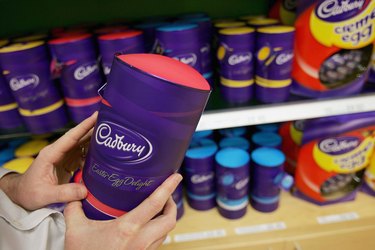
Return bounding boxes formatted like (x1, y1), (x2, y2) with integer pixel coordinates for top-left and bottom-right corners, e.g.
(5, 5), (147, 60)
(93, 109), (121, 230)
(98, 30), (143, 41)
(118, 54), (211, 91)
(49, 33), (91, 44)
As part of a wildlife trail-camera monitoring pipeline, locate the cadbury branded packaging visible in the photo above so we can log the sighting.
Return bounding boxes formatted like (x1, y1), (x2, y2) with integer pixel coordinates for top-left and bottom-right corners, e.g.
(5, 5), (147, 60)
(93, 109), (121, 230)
(291, 0), (375, 98)
(268, 0), (298, 25)
(172, 181), (185, 220)
(184, 139), (218, 211)
(80, 53), (211, 220)
(49, 34), (104, 123)
(250, 147), (293, 212)
(293, 112), (375, 205)
(215, 148), (250, 219)
(255, 26), (295, 103)
(217, 27), (256, 104)
(155, 23), (202, 72)
(0, 42), (68, 134)
(98, 30), (146, 76)
(0, 75), (24, 130)
(178, 17), (214, 85)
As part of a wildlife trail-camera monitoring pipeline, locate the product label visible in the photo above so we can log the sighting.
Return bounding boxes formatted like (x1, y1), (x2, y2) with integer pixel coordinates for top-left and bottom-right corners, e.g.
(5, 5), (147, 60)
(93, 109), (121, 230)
(74, 63), (99, 80)
(313, 135), (374, 173)
(191, 173), (214, 184)
(310, 0), (375, 48)
(88, 163), (160, 192)
(173, 53), (197, 67)
(228, 52), (252, 66)
(95, 121), (153, 163)
(9, 74), (39, 91)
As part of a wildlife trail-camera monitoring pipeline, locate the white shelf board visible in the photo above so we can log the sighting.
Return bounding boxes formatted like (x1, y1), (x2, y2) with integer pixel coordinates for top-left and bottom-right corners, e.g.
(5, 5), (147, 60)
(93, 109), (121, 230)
(196, 93), (375, 131)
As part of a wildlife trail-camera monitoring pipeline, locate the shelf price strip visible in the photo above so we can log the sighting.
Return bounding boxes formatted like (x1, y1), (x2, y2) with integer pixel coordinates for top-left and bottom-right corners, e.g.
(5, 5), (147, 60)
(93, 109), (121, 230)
(234, 222), (287, 235)
(173, 229), (227, 243)
(316, 212), (359, 224)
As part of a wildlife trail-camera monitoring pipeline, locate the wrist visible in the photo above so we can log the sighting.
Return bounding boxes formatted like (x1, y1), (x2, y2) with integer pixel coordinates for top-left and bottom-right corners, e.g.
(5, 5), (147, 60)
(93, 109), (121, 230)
(0, 172), (21, 205)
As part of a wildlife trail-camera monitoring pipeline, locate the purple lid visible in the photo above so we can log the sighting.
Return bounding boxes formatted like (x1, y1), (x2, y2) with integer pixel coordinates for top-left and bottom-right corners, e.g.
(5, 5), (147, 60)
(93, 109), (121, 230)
(48, 34), (97, 62)
(98, 30), (146, 62)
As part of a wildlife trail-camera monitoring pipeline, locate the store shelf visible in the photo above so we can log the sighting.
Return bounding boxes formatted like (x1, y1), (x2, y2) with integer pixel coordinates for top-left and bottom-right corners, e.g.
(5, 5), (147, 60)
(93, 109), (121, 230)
(160, 192), (375, 250)
(196, 91), (375, 131)
(1, 91), (375, 140)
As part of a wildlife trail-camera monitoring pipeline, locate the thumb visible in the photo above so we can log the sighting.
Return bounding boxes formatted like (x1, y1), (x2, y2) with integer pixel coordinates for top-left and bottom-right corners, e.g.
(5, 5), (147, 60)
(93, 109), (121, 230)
(64, 201), (87, 226)
(47, 183), (87, 204)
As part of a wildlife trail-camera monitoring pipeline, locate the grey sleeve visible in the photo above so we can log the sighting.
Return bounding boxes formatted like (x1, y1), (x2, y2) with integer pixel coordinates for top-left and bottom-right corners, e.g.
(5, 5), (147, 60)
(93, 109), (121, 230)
(0, 169), (66, 250)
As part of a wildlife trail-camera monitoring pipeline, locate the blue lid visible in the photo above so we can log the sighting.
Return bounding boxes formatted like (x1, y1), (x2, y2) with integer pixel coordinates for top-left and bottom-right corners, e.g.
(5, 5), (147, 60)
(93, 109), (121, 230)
(251, 147), (285, 167)
(186, 139), (218, 159)
(215, 148), (250, 168)
(157, 23), (198, 32)
(251, 132), (282, 147)
(192, 130), (213, 140)
(255, 123), (279, 132)
(219, 127), (247, 137)
(0, 148), (14, 163)
(219, 137), (250, 150)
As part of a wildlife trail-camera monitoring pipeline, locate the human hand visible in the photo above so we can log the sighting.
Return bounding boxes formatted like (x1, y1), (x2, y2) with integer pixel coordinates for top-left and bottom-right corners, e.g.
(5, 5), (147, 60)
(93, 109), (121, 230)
(0, 112), (98, 210)
(64, 173), (183, 250)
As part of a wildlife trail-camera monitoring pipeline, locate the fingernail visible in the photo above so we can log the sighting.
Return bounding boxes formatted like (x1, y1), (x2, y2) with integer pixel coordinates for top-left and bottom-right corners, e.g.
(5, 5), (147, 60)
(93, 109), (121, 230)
(173, 173), (183, 184)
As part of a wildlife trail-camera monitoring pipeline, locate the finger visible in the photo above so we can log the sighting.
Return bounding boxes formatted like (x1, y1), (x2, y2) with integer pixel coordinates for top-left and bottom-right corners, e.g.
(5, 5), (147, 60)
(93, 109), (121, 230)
(45, 183), (87, 205)
(64, 201), (87, 227)
(123, 173), (182, 226)
(45, 111), (98, 164)
(141, 198), (177, 241)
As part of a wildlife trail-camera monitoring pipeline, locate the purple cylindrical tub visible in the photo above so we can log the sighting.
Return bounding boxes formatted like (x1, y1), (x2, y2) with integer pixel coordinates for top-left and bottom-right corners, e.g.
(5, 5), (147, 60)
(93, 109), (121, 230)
(183, 139), (217, 196)
(155, 23), (202, 72)
(215, 148), (250, 200)
(255, 26), (295, 103)
(0, 41), (68, 134)
(217, 27), (256, 104)
(81, 53), (211, 220)
(250, 147), (293, 212)
(0, 75), (24, 130)
(98, 30), (146, 76)
(49, 34), (104, 123)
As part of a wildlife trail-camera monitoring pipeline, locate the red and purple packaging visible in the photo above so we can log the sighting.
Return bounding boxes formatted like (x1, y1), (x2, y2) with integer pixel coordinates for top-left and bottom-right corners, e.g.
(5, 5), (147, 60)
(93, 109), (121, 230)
(79, 54), (211, 220)
(291, 0), (375, 98)
(281, 112), (375, 205)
